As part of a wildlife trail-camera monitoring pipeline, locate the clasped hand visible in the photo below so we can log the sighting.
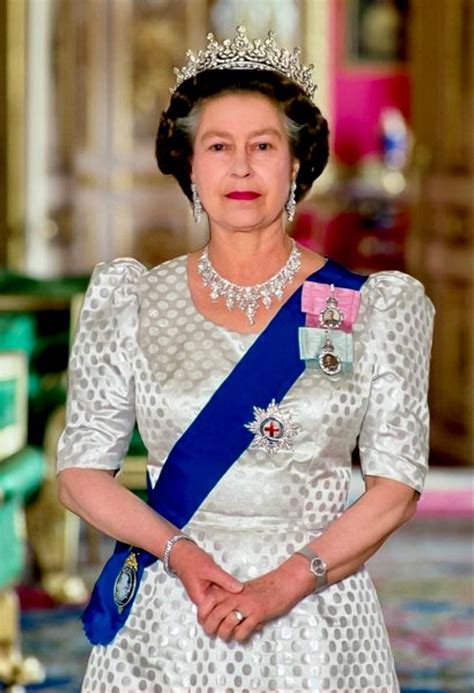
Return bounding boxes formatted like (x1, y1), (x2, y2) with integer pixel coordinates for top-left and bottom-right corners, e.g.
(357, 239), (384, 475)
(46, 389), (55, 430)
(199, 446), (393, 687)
(198, 569), (301, 642)
(170, 540), (311, 642)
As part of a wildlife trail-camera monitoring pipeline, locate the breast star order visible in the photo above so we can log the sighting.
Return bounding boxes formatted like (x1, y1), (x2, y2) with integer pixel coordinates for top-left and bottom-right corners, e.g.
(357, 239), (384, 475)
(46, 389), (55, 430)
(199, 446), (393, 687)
(245, 399), (301, 455)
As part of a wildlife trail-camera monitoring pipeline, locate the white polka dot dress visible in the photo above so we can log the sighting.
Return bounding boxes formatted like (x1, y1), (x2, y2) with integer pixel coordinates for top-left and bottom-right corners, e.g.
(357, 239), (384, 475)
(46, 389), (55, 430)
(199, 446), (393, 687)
(57, 255), (434, 692)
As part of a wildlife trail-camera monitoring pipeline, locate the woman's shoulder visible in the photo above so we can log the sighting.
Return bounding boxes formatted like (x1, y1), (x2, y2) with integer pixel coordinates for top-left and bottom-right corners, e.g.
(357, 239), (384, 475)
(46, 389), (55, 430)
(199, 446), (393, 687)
(145, 253), (188, 280)
(362, 269), (434, 314)
(83, 255), (188, 325)
(90, 254), (188, 288)
(90, 257), (147, 284)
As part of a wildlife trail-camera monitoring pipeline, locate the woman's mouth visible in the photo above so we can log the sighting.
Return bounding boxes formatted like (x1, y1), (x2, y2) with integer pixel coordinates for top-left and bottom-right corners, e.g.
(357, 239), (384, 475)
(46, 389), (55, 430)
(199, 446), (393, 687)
(225, 191), (261, 200)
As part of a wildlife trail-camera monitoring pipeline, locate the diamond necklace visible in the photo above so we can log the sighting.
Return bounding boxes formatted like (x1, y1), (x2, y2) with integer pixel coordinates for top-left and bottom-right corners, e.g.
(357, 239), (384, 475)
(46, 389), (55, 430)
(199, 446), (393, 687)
(197, 240), (302, 325)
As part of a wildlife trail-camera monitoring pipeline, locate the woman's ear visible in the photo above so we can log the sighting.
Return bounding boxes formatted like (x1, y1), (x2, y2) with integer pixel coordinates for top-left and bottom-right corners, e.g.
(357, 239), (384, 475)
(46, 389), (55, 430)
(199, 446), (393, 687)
(292, 159), (300, 180)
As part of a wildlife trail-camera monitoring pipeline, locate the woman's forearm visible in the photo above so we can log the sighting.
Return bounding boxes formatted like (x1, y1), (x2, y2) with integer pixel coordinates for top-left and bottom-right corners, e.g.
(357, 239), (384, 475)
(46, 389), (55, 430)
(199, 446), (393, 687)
(283, 477), (417, 595)
(57, 468), (177, 558)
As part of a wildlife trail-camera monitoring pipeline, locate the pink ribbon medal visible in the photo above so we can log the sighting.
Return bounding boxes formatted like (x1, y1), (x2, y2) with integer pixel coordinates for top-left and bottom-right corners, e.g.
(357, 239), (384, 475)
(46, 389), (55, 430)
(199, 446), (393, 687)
(301, 282), (361, 332)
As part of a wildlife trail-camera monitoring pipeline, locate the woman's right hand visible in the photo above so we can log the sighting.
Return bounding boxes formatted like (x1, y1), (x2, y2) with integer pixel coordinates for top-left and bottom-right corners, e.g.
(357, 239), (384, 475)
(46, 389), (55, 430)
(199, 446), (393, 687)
(169, 539), (243, 610)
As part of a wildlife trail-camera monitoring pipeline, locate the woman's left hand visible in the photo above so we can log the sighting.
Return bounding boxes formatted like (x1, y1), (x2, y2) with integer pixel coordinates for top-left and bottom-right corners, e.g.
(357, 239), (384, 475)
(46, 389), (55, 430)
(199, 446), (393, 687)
(198, 556), (315, 642)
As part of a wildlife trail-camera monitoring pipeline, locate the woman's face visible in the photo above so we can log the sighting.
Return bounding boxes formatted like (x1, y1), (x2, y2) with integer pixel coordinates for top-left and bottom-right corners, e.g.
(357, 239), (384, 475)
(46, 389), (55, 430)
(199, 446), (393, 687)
(191, 92), (299, 232)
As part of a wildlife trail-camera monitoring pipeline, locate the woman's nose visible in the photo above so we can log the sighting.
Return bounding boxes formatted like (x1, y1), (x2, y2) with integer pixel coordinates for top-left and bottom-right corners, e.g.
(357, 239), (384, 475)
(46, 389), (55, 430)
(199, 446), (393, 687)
(230, 149), (251, 178)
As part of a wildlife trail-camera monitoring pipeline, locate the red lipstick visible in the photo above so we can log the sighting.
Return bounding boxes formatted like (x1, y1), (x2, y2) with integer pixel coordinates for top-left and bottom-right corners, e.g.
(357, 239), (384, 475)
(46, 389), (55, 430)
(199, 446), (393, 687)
(225, 191), (261, 200)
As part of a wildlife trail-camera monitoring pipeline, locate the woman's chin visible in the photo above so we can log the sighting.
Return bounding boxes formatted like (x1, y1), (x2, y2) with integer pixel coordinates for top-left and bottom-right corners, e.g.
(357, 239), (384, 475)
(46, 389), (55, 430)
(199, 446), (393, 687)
(209, 210), (283, 231)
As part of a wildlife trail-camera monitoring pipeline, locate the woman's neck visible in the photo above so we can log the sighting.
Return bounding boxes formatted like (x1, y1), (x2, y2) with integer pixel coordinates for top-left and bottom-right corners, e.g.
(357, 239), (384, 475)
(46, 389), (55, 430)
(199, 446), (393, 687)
(206, 226), (293, 285)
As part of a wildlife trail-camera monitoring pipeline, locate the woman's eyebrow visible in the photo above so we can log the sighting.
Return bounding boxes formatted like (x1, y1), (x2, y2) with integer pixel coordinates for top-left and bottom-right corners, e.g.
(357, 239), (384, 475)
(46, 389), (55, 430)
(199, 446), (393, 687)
(200, 128), (283, 141)
(249, 128), (283, 139)
(200, 130), (231, 141)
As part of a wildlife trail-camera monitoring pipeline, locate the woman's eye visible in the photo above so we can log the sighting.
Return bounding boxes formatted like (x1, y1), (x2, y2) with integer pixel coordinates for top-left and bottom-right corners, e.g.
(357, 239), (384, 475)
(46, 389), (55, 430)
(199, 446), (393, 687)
(255, 142), (272, 151)
(210, 143), (226, 151)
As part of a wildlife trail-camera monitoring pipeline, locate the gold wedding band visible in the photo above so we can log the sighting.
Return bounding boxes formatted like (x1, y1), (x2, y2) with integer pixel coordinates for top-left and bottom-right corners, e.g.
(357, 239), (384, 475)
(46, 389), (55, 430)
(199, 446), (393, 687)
(232, 609), (245, 622)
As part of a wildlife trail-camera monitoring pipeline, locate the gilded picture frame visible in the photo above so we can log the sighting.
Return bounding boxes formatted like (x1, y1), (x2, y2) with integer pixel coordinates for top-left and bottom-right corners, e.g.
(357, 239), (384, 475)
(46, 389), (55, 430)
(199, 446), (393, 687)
(345, 0), (409, 67)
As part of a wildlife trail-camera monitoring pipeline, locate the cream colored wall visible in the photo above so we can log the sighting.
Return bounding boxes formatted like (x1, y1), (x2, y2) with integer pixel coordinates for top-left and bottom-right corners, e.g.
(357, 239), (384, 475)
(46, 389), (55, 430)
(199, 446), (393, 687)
(304, 0), (334, 192)
(24, 0), (60, 277)
(304, 0), (332, 124)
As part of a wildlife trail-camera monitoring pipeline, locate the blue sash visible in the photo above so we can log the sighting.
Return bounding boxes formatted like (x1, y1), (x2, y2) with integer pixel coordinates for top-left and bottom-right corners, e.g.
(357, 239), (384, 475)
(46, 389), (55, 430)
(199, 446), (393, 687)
(82, 259), (367, 645)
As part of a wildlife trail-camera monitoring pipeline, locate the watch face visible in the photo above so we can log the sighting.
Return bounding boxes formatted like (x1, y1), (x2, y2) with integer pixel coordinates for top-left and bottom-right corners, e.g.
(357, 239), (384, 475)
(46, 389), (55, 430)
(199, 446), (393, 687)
(310, 557), (327, 578)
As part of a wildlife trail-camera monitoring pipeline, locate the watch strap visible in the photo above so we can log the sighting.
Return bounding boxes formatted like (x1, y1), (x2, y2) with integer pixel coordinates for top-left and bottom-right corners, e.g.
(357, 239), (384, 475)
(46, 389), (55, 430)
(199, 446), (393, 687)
(295, 546), (328, 591)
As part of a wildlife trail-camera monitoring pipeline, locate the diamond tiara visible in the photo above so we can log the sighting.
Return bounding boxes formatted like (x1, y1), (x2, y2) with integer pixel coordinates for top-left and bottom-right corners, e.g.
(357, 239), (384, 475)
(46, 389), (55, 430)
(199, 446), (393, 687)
(171, 25), (317, 101)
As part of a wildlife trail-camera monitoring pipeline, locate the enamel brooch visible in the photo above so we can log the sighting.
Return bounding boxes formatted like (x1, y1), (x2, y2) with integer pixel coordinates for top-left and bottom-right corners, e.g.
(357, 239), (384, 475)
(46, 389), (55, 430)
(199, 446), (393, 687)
(245, 399), (300, 454)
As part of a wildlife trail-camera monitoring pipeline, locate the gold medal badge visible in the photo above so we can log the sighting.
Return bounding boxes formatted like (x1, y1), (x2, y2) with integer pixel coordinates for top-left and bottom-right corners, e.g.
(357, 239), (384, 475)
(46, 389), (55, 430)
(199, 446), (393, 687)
(113, 551), (139, 613)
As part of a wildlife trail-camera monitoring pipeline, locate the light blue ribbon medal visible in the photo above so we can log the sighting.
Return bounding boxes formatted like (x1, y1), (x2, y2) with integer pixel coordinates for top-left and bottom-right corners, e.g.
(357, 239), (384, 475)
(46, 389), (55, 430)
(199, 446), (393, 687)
(299, 327), (354, 374)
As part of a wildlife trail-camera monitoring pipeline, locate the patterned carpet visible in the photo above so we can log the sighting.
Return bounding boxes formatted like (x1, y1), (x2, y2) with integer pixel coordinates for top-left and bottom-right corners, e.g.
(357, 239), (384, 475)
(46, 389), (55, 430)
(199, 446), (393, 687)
(369, 517), (473, 692)
(11, 514), (474, 693)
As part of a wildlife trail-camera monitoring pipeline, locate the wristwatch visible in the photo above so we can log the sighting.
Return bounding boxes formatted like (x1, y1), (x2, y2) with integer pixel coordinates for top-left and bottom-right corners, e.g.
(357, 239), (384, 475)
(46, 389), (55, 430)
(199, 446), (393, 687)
(295, 546), (328, 591)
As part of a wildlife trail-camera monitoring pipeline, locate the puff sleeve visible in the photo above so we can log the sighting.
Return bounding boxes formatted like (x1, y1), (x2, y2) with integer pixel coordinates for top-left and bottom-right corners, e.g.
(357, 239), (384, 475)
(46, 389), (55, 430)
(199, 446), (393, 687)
(358, 272), (435, 495)
(56, 258), (146, 473)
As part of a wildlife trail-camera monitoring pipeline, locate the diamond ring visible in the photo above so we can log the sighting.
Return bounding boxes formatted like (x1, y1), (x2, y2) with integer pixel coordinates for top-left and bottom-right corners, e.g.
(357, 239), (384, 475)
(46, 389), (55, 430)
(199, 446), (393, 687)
(232, 609), (245, 623)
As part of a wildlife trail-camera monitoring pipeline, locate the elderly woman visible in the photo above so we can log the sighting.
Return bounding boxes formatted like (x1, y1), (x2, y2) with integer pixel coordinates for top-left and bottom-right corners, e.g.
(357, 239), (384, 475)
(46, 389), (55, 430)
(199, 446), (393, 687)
(57, 26), (434, 693)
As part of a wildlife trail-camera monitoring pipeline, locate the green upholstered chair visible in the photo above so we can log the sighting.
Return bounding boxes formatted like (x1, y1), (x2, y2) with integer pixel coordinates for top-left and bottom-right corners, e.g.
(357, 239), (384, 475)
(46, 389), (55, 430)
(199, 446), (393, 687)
(0, 270), (89, 449)
(0, 351), (45, 689)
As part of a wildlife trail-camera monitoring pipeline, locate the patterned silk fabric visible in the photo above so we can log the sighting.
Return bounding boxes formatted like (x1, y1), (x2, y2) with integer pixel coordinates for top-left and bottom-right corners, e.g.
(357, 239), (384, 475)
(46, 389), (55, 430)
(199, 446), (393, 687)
(57, 256), (434, 693)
